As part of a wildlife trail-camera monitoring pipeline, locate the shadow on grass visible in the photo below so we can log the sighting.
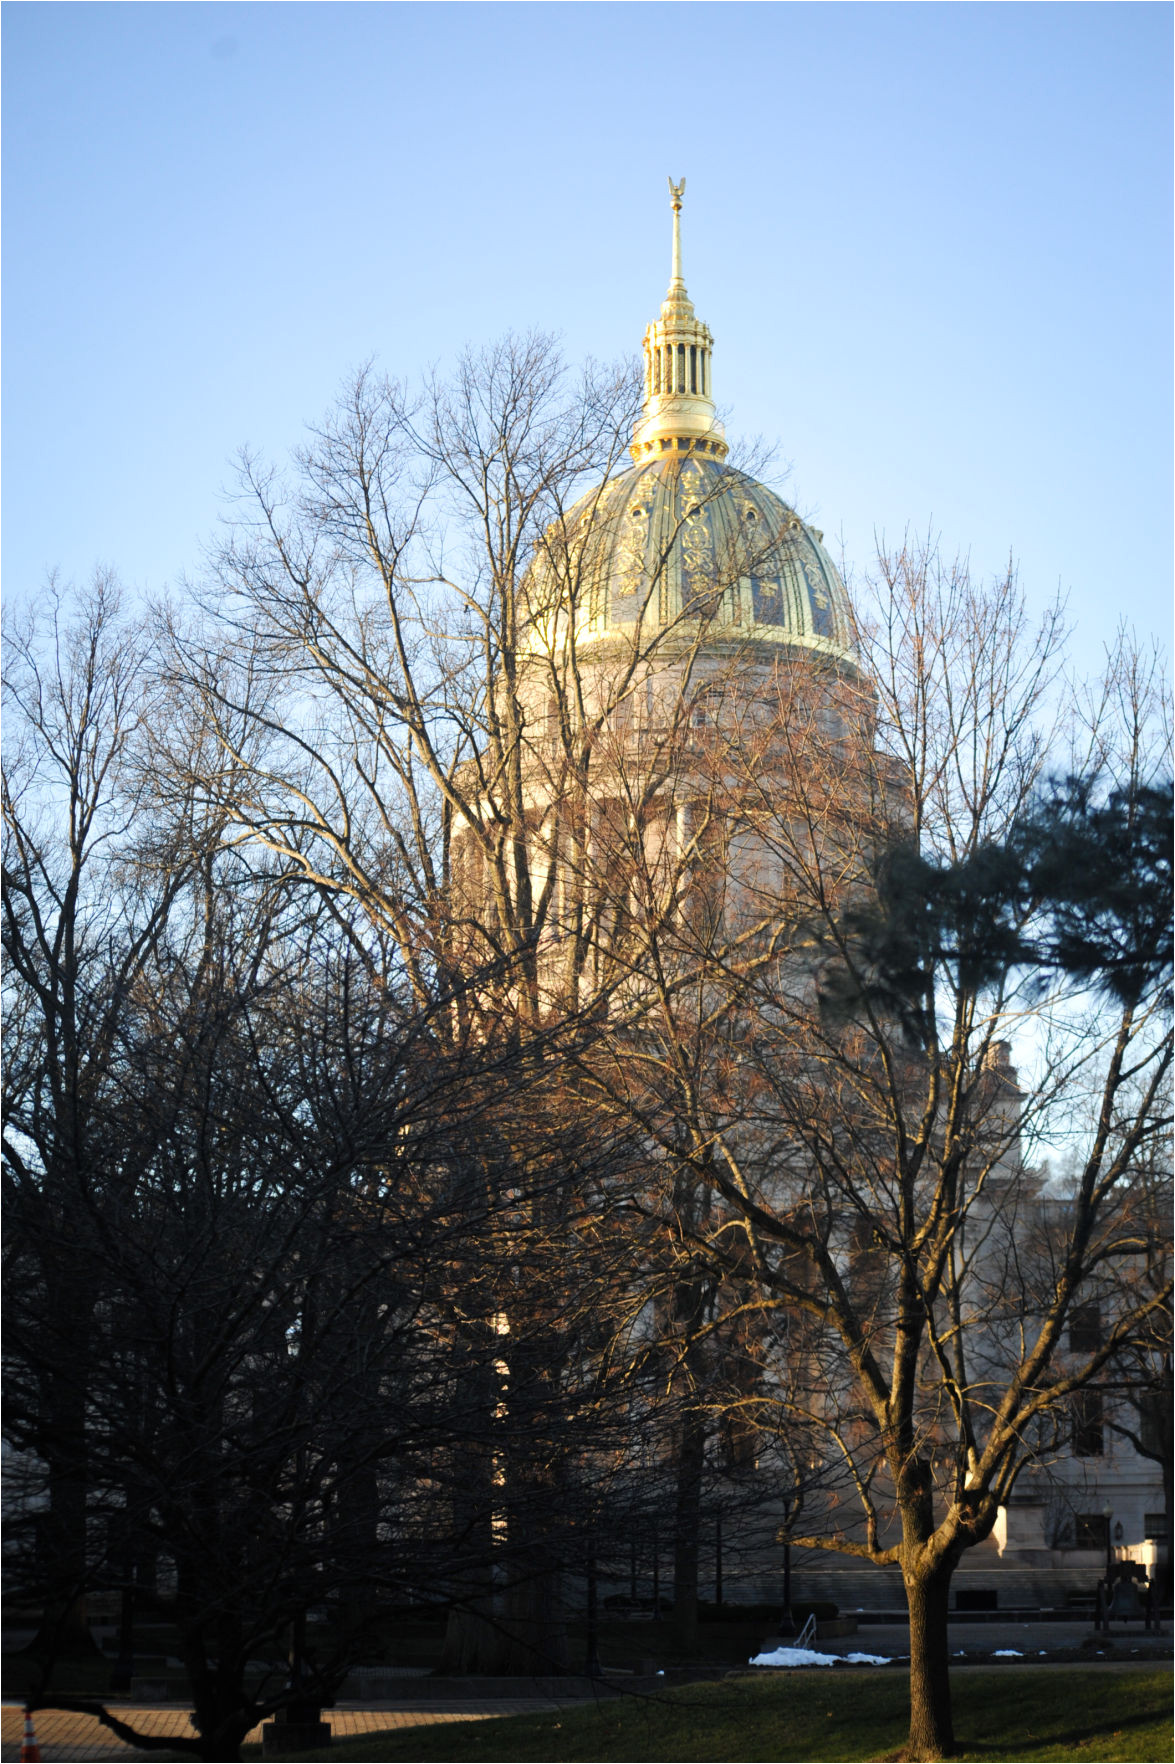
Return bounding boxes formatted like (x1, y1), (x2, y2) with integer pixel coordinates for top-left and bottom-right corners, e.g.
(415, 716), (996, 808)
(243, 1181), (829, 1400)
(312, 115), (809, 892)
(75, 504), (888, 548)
(956, 1705), (1167, 1749)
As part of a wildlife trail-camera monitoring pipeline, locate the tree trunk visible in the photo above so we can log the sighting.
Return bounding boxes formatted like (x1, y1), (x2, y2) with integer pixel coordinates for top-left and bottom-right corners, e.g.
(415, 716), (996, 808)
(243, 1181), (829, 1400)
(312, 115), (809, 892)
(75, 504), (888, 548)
(439, 1311), (502, 1674)
(672, 1412), (706, 1651)
(1158, 1372), (1173, 1603)
(497, 1538), (569, 1674)
(440, 1596), (502, 1675)
(29, 1352), (99, 1662)
(438, 1463), (501, 1673)
(904, 1560), (955, 1760)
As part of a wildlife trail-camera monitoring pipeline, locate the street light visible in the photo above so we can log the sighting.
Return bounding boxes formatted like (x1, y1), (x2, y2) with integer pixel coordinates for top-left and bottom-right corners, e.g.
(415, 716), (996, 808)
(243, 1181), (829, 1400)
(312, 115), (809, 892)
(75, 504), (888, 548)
(585, 1536), (602, 1679)
(1102, 1501), (1114, 1586)
(777, 1492), (797, 1638)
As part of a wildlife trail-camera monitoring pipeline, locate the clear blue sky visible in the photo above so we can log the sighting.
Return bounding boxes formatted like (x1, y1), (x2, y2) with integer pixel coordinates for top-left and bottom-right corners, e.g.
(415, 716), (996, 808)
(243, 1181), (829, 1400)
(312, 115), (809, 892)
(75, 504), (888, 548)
(4, 2), (1171, 680)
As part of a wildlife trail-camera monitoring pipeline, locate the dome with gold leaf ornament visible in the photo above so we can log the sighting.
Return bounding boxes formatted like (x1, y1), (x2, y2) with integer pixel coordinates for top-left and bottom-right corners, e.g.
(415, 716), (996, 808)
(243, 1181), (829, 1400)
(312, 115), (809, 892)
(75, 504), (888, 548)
(526, 179), (857, 665)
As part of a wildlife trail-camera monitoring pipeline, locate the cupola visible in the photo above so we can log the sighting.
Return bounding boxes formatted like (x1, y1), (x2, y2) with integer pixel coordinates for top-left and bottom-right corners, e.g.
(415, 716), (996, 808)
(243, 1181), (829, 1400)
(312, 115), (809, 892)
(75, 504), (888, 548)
(631, 179), (728, 462)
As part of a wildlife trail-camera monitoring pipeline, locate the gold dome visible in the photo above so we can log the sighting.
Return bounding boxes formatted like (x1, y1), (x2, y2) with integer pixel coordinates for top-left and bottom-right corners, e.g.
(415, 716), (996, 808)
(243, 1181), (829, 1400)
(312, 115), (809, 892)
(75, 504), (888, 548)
(530, 451), (857, 661)
(526, 181), (856, 665)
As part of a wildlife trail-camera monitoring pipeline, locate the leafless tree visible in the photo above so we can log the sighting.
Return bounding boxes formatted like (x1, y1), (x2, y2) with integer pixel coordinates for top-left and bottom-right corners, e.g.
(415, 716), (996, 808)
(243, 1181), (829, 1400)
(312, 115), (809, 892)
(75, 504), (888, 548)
(165, 334), (790, 1670)
(1097, 1110), (1173, 1597)
(2, 574), (207, 1656)
(573, 547), (1171, 1757)
(1, 577), (614, 1748)
(15, 335), (1165, 1764)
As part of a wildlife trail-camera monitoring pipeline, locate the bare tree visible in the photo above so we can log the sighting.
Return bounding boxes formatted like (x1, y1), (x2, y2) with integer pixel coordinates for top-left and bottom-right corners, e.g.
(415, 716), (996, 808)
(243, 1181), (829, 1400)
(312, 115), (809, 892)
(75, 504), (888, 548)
(573, 547), (1171, 1758)
(1099, 1115), (1173, 1597)
(18, 331), (1165, 1764)
(2, 574), (206, 1656)
(164, 334), (791, 1670)
(7, 819), (607, 1753)
(1, 577), (595, 1746)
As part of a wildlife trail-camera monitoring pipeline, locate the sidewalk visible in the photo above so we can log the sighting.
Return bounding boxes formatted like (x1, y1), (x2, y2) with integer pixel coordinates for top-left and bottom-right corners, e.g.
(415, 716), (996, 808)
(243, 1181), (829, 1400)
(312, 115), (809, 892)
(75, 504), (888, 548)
(789, 1617), (1172, 1662)
(0, 1699), (586, 1762)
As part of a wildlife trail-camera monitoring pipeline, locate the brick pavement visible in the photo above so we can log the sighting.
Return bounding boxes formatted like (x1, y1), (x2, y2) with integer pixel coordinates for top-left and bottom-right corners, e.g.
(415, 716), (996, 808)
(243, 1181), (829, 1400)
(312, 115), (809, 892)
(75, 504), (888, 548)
(0, 1700), (582, 1762)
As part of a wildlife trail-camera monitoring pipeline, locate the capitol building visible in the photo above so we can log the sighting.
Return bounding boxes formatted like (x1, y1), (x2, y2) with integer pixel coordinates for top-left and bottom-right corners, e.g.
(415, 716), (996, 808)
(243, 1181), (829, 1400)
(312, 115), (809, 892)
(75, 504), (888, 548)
(456, 178), (877, 1007)
(454, 180), (1169, 1619)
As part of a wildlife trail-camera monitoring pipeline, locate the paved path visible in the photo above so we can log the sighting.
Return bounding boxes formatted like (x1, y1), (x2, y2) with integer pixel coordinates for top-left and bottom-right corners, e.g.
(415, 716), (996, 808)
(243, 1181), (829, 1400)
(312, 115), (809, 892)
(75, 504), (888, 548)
(1, 1699), (586, 1761)
(804, 1618), (1171, 1659)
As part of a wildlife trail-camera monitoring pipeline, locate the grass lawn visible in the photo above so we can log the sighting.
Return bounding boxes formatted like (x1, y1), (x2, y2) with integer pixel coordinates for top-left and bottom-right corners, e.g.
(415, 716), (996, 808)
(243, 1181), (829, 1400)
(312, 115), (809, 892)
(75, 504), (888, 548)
(264, 1668), (1172, 1762)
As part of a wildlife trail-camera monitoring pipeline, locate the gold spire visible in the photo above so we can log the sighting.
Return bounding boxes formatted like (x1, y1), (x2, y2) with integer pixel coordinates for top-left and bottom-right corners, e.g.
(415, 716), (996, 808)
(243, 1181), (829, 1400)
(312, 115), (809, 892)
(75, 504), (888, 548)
(632, 178), (727, 461)
(668, 176), (686, 295)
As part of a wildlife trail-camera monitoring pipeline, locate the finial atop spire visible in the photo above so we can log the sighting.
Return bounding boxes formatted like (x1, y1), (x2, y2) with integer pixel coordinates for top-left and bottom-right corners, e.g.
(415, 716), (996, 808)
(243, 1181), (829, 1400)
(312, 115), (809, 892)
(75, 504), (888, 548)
(631, 178), (726, 461)
(668, 176), (686, 293)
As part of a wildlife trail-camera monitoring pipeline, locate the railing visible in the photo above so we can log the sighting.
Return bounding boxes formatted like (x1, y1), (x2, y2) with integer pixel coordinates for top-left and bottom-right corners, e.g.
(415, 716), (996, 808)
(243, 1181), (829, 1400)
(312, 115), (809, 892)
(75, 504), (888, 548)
(796, 1612), (818, 1649)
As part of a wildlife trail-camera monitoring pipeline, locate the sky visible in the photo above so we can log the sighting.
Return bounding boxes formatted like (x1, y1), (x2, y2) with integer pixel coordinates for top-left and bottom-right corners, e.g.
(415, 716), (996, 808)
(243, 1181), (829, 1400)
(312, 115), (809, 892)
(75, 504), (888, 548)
(4, 1), (1171, 684)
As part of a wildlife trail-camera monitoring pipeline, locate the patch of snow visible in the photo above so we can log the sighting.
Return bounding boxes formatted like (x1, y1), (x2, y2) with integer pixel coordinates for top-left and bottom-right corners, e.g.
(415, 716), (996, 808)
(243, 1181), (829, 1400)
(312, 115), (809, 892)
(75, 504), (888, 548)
(750, 1647), (836, 1668)
(749, 1647), (891, 1668)
(993, 1649), (1023, 1658)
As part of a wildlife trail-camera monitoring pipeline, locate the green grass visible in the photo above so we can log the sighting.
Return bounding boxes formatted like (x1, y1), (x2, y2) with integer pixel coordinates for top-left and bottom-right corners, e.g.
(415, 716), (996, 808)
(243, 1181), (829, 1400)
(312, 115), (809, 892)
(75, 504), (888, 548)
(263, 1669), (1172, 1763)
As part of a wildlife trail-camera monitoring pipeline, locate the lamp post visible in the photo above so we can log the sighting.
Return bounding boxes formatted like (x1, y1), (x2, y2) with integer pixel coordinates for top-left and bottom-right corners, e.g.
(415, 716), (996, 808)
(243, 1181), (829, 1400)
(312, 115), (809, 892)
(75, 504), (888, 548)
(110, 1565), (136, 1694)
(777, 1492), (797, 1639)
(262, 1607), (331, 1758)
(585, 1537), (602, 1679)
(1102, 1502), (1114, 1586)
(780, 1539), (795, 1637)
